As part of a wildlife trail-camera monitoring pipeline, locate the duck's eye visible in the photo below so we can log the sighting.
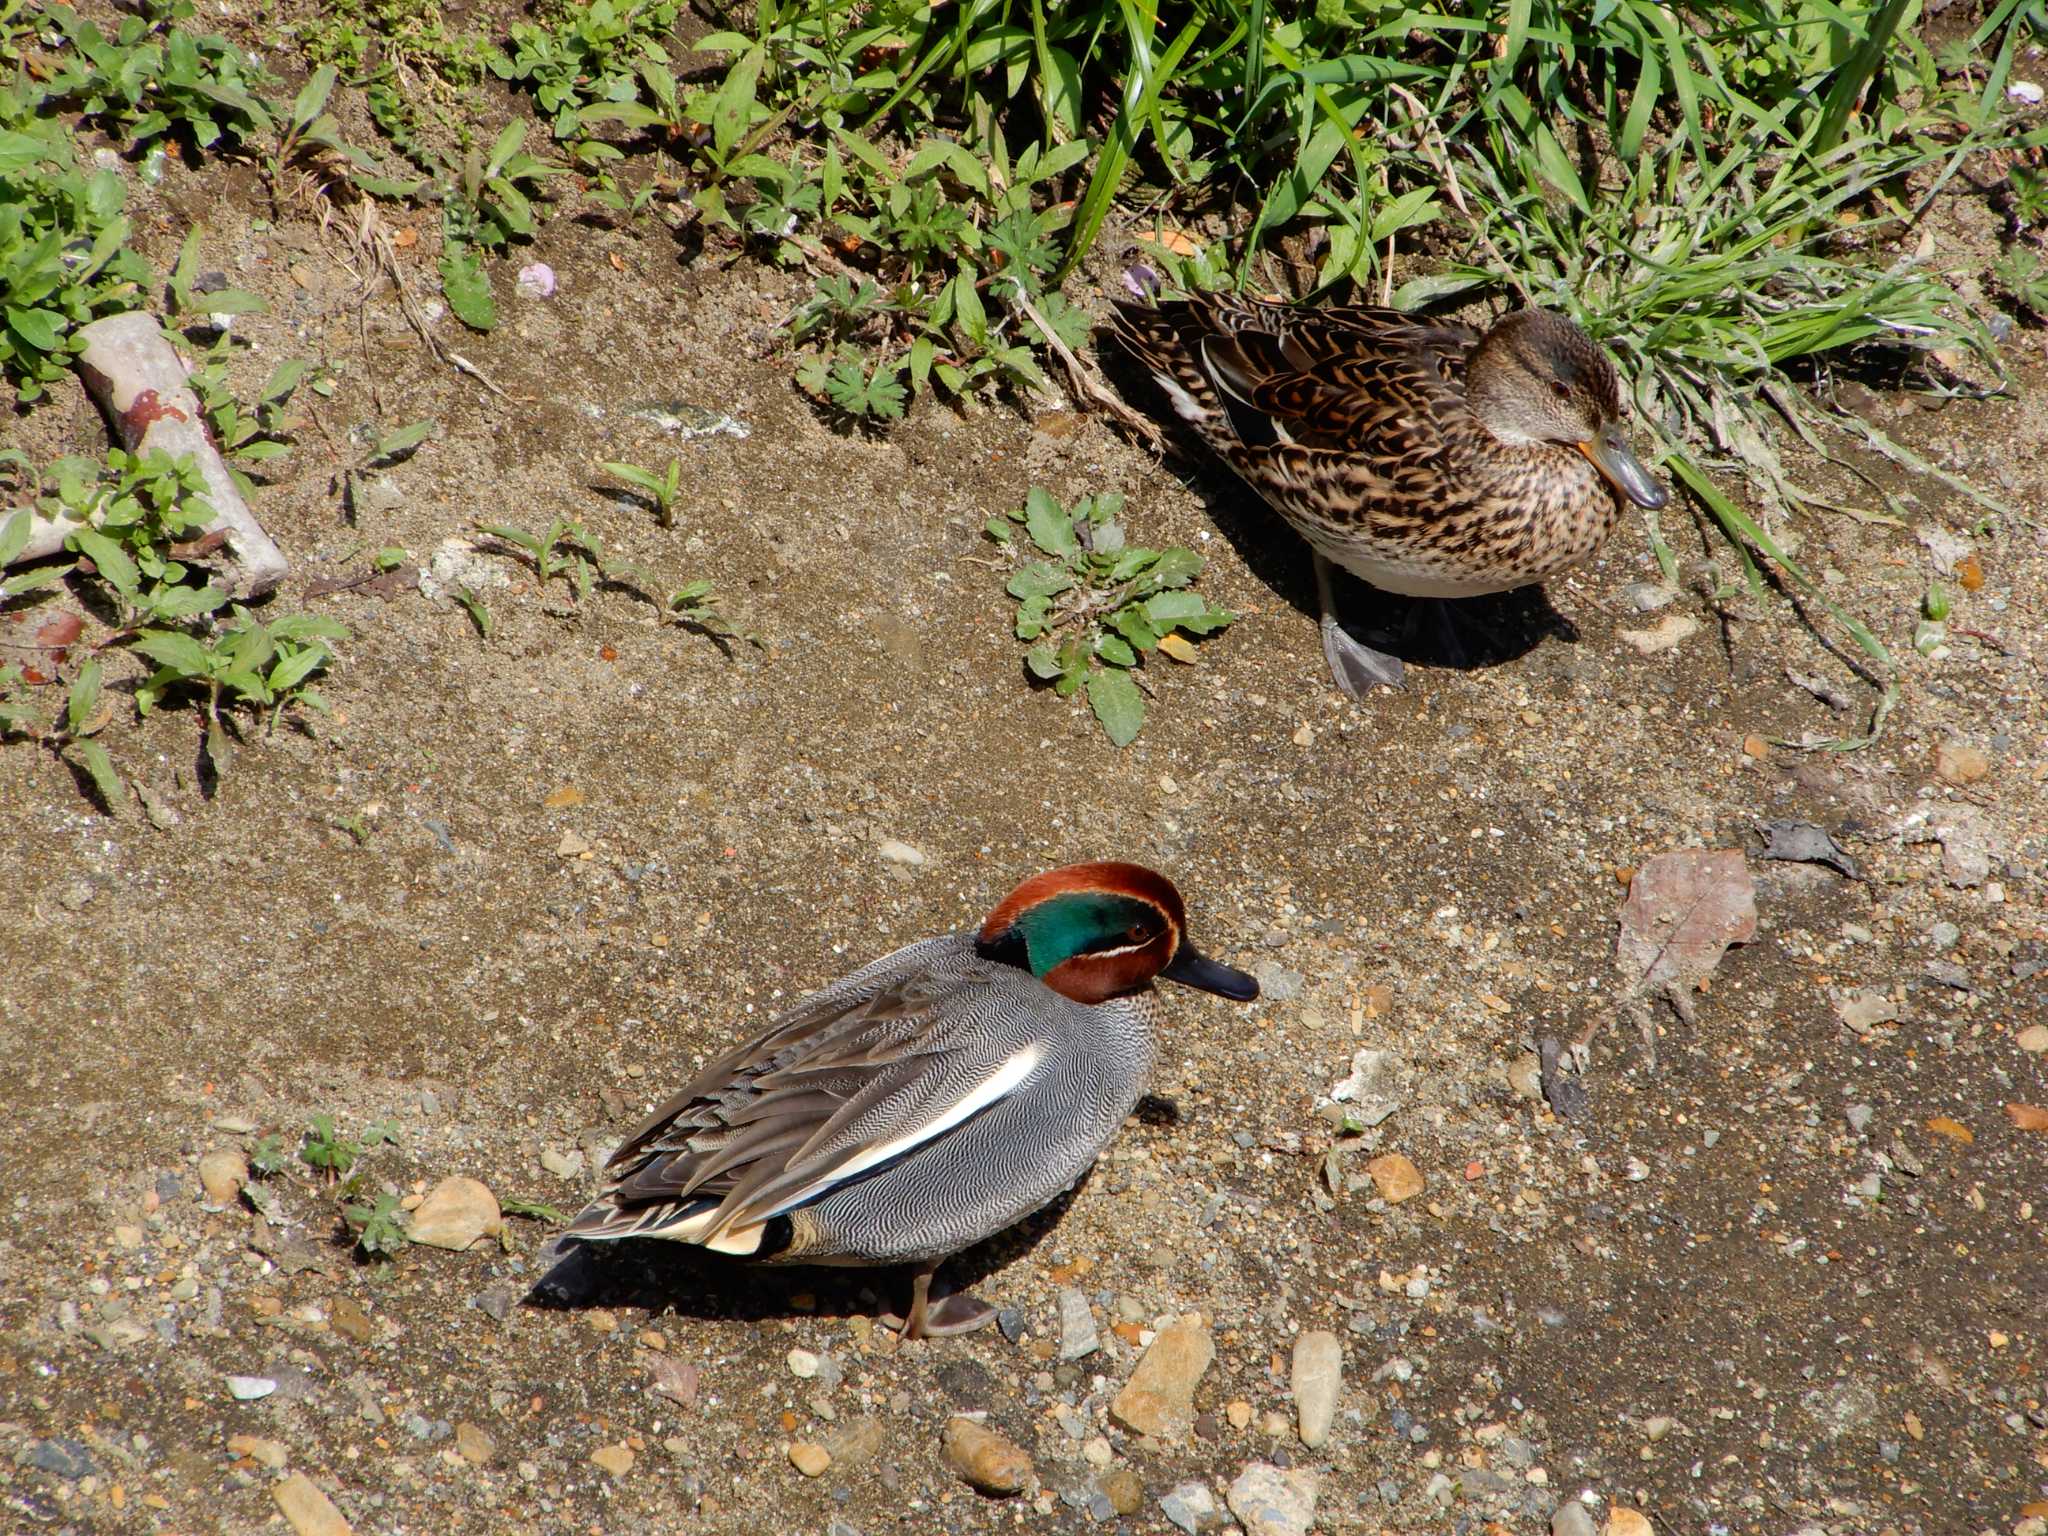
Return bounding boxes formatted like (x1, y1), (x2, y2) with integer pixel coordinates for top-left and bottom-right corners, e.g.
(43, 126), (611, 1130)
(1127, 925), (1148, 942)
(1551, 379), (1572, 400)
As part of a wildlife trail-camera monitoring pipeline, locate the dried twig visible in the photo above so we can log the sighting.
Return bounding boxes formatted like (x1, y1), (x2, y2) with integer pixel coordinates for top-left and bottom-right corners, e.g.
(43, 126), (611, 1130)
(1004, 287), (1166, 455)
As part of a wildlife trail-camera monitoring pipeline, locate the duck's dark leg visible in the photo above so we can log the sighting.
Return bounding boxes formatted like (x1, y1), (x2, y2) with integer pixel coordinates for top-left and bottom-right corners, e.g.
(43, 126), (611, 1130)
(1314, 553), (1407, 695)
(879, 1262), (998, 1340)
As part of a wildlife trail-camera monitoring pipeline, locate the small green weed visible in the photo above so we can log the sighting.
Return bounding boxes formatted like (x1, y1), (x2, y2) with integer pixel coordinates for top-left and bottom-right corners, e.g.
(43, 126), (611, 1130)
(343, 1191), (411, 1257)
(500, 1194), (570, 1223)
(250, 1134), (291, 1177)
(298, 1113), (399, 1182)
(0, 656), (124, 812)
(988, 489), (1234, 748)
(1995, 247), (2048, 318)
(475, 514), (750, 642)
(1, 450), (346, 807)
(599, 457), (684, 528)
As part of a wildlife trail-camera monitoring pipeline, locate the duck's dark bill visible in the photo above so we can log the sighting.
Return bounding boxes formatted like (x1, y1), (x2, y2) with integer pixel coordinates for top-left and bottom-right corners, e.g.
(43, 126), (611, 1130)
(1581, 426), (1669, 510)
(1160, 944), (1260, 1001)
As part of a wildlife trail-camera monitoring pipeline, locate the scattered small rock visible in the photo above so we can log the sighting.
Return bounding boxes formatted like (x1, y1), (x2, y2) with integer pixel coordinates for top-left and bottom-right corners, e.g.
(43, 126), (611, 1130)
(539, 1146), (584, 1180)
(274, 1473), (353, 1536)
(1364, 1153), (1424, 1203)
(1618, 613), (1698, 655)
(227, 1375), (278, 1401)
(1551, 1501), (1598, 1536)
(199, 1147), (248, 1206)
(228, 1434), (288, 1469)
(1226, 1462), (1318, 1536)
(330, 1296), (373, 1344)
(1507, 1053), (1543, 1100)
(1101, 1467), (1143, 1515)
(942, 1415), (1033, 1496)
(1058, 1288), (1100, 1361)
(407, 1176), (501, 1251)
(1934, 743), (1990, 784)
(787, 1346), (821, 1379)
(455, 1422), (495, 1466)
(2017, 1025), (2048, 1054)
(22, 1439), (96, 1479)
(1161, 1480), (1226, 1534)
(1112, 1313), (1214, 1442)
(589, 1443), (634, 1477)
(876, 838), (926, 866)
(1290, 1331), (1342, 1448)
(1606, 1509), (1655, 1536)
(789, 1441), (832, 1478)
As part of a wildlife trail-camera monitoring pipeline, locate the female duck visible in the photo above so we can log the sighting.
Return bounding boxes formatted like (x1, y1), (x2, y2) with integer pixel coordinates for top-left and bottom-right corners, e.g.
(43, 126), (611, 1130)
(1112, 295), (1669, 695)
(562, 862), (1257, 1338)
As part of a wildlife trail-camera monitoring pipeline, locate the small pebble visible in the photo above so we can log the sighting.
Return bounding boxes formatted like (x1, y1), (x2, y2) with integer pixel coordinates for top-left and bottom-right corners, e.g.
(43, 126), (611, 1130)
(539, 1147), (583, 1179)
(1552, 1502), (1598, 1536)
(1058, 1288), (1100, 1361)
(789, 1442), (831, 1478)
(455, 1423), (495, 1466)
(227, 1375), (277, 1401)
(227, 1433), (288, 1469)
(942, 1416), (1033, 1496)
(407, 1177), (501, 1251)
(199, 1148), (248, 1206)
(273, 1473), (353, 1536)
(589, 1443), (634, 1477)
(2017, 1025), (2048, 1054)
(1290, 1331), (1342, 1449)
(1846, 1104), (1874, 1135)
(1226, 1461), (1318, 1536)
(1364, 1153), (1424, 1203)
(1161, 1481), (1225, 1534)
(1606, 1509), (1655, 1536)
(1112, 1314), (1214, 1442)
(788, 1347), (820, 1379)
(876, 838), (926, 866)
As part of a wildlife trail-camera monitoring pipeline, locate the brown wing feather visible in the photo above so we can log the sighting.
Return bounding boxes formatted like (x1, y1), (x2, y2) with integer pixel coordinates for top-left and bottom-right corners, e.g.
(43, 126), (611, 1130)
(1111, 293), (1479, 476)
(566, 965), (995, 1243)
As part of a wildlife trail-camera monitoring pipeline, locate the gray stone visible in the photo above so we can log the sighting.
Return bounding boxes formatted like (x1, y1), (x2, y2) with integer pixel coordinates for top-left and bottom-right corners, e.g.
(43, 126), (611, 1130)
(23, 1439), (95, 1479)
(1845, 1104), (1874, 1135)
(1058, 1288), (1100, 1361)
(1551, 1501), (1598, 1536)
(1160, 1480), (1225, 1534)
(1289, 1331), (1342, 1448)
(1227, 1462), (1317, 1536)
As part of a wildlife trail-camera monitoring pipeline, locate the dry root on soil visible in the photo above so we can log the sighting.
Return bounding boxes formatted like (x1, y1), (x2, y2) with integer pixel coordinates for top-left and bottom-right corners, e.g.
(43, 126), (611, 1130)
(3, 312), (289, 596)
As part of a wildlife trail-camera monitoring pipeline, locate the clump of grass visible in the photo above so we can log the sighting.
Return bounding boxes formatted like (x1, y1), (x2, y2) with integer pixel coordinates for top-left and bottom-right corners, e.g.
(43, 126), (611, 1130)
(988, 488), (1235, 747)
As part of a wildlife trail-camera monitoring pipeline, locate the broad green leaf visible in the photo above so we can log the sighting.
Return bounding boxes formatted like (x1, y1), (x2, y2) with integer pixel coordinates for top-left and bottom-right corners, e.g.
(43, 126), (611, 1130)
(69, 739), (123, 813)
(6, 307), (63, 352)
(711, 46), (765, 159)
(66, 660), (103, 735)
(130, 629), (210, 675)
(1094, 632), (1137, 667)
(0, 508), (31, 566)
(1022, 488), (1077, 558)
(1007, 562), (1073, 602)
(1145, 590), (1207, 625)
(268, 647), (328, 694)
(1112, 607), (1160, 652)
(440, 244), (497, 331)
(1024, 642), (1063, 680)
(70, 527), (139, 599)
(292, 65), (338, 129)
(1086, 669), (1145, 748)
(1144, 547), (1203, 588)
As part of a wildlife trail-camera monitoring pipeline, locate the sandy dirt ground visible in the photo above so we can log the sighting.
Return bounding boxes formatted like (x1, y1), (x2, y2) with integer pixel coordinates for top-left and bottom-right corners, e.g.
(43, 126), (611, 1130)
(2, 83), (2045, 1536)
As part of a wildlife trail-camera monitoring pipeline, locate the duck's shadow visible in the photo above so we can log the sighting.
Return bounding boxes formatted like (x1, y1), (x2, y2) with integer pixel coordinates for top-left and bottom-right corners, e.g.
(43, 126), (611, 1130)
(1098, 343), (1576, 678)
(524, 1175), (1093, 1329)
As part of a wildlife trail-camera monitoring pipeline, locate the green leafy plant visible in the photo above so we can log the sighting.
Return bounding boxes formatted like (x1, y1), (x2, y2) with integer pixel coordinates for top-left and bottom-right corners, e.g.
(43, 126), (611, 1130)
(599, 457), (684, 528)
(343, 1191), (411, 1257)
(39, 0), (276, 155)
(297, 1113), (399, 1182)
(988, 489), (1235, 747)
(250, 1134), (290, 1177)
(0, 657), (125, 811)
(436, 121), (568, 331)
(0, 83), (152, 400)
(132, 606), (348, 772)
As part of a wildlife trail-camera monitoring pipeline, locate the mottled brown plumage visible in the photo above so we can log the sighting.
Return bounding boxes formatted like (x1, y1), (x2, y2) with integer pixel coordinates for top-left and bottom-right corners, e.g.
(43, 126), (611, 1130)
(1110, 294), (1668, 694)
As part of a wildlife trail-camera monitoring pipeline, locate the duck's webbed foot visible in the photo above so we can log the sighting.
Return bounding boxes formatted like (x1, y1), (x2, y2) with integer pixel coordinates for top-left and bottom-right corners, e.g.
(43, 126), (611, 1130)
(1321, 613), (1407, 695)
(878, 1263), (999, 1340)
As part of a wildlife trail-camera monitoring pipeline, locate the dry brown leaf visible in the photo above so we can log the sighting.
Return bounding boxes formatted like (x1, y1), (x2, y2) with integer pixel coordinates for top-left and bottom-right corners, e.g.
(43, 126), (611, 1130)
(1615, 849), (1757, 1022)
(1155, 633), (1198, 663)
(2004, 1103), (2048, 1132)
(544, 784), (585, 809)
(1924, 1116), (1974, 1145)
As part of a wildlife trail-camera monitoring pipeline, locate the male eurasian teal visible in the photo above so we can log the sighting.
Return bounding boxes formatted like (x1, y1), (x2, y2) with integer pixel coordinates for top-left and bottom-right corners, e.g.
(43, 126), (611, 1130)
(562, 862), (1257, 1338)
(1111, 295), (1669, 695)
